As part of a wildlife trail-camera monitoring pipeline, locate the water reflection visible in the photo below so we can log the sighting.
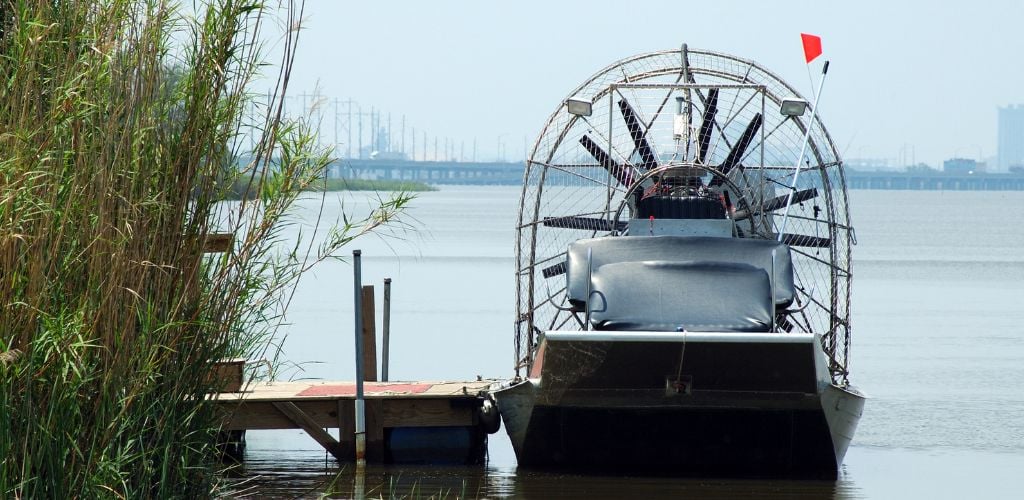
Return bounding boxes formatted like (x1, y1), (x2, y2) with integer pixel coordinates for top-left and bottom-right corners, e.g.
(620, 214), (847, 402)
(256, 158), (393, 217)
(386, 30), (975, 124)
(221, 454), (862, 499)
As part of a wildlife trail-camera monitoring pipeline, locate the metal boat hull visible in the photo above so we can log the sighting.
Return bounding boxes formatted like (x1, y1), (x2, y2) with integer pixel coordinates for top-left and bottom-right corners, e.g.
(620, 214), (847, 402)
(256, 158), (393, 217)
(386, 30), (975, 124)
(494, 332), (865, 478)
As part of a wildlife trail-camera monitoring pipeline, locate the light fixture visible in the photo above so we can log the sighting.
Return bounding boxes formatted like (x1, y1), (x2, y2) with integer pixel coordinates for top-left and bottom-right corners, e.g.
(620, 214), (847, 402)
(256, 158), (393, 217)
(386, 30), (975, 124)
(779, 97), (808, 117)
(566, 97), (593, 117)
(673, 96), (687, 139)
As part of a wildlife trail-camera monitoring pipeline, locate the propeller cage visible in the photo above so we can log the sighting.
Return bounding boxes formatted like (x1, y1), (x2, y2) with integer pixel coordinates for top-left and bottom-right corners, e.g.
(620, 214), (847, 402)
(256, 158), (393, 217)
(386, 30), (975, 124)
(515, 47), (854, 385)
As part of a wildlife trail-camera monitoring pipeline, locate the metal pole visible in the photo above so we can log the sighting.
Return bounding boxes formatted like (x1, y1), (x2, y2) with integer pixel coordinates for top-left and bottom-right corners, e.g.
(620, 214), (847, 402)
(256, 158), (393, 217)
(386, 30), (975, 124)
(584, 248), (593, 330)
(779, 61), (830, 240)
(333, 98), (339, 164)
(770, 249), (777, 332)
(370, 106), (375, 152)
(382, 278), (392, 382)
(681, 43), (693, 161)
(352, 250), (366, 467)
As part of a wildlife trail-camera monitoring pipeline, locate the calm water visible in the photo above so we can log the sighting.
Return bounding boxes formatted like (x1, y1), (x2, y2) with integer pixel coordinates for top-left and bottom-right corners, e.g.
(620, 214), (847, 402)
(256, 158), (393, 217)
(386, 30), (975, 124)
(227, 187), (1024, 499)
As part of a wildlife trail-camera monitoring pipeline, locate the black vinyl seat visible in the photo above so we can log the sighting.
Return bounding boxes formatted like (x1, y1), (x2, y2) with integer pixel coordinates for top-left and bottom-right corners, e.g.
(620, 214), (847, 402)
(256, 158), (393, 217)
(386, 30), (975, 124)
(635, 195), (726, 220)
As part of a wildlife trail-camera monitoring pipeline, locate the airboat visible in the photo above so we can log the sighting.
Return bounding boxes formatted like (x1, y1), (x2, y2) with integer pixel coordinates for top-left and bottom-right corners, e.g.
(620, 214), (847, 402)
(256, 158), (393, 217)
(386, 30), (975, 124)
(493, 45), (865, 478)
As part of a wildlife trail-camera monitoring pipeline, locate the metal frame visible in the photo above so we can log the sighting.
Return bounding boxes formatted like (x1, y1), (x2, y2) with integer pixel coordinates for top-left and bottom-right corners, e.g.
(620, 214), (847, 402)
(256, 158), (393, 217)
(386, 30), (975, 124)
(514, 47), (854, 385)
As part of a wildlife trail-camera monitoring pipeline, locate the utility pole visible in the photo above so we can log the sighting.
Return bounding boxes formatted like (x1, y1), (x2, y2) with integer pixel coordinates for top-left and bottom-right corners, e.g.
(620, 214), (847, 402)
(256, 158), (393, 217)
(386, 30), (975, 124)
(387, 112), (393, 153)
(401, 115), (406, 158)
(346, 99), (353, 160)
(411, 126), (416, 161)
(357, 104), (363, 160)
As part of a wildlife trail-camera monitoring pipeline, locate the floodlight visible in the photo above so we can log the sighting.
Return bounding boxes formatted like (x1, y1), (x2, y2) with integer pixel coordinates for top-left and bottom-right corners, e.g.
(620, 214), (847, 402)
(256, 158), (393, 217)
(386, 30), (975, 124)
(780, 97), (808, 117)
(566, 97), (593, 117)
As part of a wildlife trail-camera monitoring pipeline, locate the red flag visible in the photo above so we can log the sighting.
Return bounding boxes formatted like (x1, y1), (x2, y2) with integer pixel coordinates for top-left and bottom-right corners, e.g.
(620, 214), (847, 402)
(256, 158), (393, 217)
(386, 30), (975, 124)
(801, 33), (822, 63)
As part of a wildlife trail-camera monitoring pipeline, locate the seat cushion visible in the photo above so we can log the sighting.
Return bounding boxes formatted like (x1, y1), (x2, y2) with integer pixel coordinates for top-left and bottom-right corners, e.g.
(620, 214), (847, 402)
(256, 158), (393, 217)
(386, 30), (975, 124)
(566, 235), (794, 309)
(588, 260), (773, 332)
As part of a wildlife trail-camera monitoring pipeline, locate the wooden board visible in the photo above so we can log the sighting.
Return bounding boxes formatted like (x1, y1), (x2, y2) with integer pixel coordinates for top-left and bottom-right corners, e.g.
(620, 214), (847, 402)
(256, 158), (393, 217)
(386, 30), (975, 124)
(213, 380), (494, 432)
(207, 358), (245, 392)
(213, 380), (492, 402)
(361, 286), (377, 381)
(202, 233), (234, 253)
(272, 401), (343, 460)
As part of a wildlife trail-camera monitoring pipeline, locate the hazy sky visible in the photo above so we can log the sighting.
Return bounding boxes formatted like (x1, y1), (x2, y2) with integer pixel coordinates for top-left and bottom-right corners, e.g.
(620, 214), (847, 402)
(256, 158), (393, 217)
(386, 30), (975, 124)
(268, 0), (1024, 167)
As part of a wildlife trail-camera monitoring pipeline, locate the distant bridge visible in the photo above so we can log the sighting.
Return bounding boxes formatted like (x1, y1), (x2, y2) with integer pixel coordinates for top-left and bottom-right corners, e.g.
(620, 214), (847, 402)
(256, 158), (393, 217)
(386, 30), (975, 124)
(329, 159), (1024, 191)
(844, 170), (1024, 191)
(331, 159), (524, 185)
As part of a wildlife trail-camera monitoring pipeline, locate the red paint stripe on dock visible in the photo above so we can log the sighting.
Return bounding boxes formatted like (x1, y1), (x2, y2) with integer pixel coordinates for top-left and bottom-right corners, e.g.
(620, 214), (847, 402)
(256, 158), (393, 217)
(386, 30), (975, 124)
(297, 383), (433, 397)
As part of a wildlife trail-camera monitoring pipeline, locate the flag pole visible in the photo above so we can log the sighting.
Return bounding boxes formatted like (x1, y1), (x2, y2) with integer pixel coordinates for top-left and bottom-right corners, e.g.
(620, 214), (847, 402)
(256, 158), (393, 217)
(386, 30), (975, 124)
(778, 60), (829, 241)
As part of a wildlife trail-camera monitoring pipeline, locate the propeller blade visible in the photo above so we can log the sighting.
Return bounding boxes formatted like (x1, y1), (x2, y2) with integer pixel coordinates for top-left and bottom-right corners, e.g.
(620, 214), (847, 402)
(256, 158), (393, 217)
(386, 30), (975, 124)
(732, 188), (819, 220)
(617, 99), (658, 170)
(764, 188), (818, 212)
(721, 113), (763, 171)
(710, 113), (763, 187)
(543, 216), (626, 232)
(542, 262), (566, 278)
(579, 135), (634, 187)
(781, 234), (831, 248)
(697, 89), (719, 164)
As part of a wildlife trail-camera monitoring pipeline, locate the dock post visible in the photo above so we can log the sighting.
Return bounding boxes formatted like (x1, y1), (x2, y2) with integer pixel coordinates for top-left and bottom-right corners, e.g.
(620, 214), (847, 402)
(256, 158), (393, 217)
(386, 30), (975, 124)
(382, 278), (392, 381)
(352, 250), (366, 467)
(360, 286), (377, 381)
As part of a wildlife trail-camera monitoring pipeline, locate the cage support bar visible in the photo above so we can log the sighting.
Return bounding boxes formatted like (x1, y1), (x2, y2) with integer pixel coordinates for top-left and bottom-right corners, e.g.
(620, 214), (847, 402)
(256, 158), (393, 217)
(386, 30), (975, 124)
(779, 61), (830, 240)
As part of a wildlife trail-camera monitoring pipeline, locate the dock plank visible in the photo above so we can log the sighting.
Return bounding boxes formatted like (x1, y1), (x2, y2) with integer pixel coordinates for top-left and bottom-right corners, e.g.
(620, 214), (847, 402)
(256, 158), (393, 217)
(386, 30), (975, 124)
(211, 379), (500, 464)
(381, 398), (474, 427)
(214, 380), (494, 431)
(366, 398), (385, 462)
(213, 380), (492, 402)
(220, 400), (338, 430)
(338, 399), (354, 459)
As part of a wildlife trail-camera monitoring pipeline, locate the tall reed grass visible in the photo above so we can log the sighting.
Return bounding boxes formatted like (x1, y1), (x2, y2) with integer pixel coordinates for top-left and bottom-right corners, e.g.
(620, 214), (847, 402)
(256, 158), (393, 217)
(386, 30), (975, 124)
(0, 1), (409, 497)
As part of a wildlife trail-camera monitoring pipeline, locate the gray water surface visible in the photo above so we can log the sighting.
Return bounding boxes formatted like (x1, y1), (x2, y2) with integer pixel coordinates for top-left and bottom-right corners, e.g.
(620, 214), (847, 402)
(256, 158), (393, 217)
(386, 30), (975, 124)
(230, 187), (1024, 499)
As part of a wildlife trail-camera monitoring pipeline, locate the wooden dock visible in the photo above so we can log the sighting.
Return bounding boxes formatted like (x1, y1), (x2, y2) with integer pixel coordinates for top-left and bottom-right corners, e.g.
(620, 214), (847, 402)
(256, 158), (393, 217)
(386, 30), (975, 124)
(213, 379), (499, 464)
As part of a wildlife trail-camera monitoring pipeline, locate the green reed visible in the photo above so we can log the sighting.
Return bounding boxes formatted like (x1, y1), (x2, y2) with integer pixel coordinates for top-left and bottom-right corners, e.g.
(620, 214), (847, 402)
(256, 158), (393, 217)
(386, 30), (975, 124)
(0, 1), (410, 497)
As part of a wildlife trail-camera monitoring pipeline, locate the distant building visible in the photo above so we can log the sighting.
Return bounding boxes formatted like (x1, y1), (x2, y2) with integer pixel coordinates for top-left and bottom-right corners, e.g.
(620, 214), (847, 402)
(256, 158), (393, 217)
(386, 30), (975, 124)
(943, 158), (981, 175)
(997, 104), (1024, 172)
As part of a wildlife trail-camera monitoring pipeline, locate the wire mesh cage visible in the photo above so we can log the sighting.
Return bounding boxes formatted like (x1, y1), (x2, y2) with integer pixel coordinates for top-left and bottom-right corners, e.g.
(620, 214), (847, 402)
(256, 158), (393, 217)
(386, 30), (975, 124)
(514, 47), (853, 384)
